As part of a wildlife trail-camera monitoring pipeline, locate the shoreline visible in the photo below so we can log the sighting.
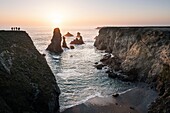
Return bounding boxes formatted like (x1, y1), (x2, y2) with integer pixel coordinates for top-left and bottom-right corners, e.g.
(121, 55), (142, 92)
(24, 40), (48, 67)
(61, 86), (158, 113)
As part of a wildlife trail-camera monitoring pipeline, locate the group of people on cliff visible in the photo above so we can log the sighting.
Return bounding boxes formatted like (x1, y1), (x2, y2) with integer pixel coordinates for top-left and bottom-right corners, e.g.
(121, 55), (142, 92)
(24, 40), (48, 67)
(11, 27), (20, 31)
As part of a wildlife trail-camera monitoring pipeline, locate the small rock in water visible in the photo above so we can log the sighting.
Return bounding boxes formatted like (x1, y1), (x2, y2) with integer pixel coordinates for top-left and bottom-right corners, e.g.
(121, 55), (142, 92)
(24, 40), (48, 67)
(62, 36), (69, 49)
(112, 93), (119, 97)
(64, 32), (74, 37)
(94, 62), (98, 65)
(95, 64), (106, 70)
(42, 53), (46, 57)
(105, 69), (112, 73)
(108, 72), (117, 79)
(70, 46), (75, 49)
(103, 67), (108, 69)
(100, 54), (111, 62)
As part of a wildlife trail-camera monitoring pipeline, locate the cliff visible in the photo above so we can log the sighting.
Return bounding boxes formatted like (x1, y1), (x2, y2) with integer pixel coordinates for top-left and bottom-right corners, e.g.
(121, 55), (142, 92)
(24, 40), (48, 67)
(0, 31), (60, 113)
(94, 27), (170, 112)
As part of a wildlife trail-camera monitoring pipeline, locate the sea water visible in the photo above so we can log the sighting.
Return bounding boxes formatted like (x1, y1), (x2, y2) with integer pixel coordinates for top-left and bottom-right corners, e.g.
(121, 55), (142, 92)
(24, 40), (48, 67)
(20, 26), (135, 110)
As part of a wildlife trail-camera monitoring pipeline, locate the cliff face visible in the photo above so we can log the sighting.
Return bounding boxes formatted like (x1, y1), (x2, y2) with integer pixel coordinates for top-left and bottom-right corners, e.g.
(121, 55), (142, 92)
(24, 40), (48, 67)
(94, 27), (170, 112)
(0, 31), (60, 113)
(94, 27), (170, 81)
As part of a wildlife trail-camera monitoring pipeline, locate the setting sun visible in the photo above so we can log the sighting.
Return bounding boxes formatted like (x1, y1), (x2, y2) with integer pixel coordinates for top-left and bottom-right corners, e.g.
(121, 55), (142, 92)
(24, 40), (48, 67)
(48, 14), (63, 27)
(52, 16), (62, 25)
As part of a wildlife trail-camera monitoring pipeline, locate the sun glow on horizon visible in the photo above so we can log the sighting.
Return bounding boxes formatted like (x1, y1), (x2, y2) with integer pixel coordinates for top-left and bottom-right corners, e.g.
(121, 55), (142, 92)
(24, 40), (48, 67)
(47, 13), (63, 27)
(1, 0), (170, 27)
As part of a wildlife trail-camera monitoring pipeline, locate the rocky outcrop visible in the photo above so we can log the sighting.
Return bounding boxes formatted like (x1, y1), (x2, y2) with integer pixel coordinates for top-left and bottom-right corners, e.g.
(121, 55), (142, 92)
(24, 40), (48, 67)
(64, 32), (73, 37)
(70, 38), (84, 44)
(70, 46), (75, 49)
(0, 31), (60, 113)
(62, 36), (69, 49)
(94, 27), (170, 112)
(47, 28), (63, 53)
(70, 32), (84, 44)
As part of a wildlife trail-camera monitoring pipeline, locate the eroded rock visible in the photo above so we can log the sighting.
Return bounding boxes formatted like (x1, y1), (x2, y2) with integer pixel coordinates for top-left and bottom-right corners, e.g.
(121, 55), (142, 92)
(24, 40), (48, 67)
(64, 32), (74, 37)
(70, 32), (84, 44)
(62, 36), (69, 49)
(47, 28), (63, 53)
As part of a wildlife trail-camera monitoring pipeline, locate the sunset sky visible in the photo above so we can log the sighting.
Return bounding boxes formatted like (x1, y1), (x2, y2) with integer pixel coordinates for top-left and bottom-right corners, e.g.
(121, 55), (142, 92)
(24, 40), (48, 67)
(1, 0), (170, 27)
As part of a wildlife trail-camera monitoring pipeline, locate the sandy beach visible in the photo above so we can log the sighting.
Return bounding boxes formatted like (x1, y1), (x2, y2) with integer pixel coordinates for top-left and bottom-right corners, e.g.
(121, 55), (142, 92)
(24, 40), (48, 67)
(61, 87), (158, 113)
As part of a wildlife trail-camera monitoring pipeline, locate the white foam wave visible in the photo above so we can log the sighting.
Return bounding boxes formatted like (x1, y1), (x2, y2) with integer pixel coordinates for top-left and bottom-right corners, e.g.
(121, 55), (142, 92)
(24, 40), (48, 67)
(119, 87), (136, 95)
(60, 92), (103, 112)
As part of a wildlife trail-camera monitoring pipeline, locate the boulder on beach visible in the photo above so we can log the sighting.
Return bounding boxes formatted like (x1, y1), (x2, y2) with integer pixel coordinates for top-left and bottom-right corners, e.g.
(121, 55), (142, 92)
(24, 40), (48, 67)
(64, 32), (74, 37)
(46, 28), (63, 53)
(112, 93), (119, 97)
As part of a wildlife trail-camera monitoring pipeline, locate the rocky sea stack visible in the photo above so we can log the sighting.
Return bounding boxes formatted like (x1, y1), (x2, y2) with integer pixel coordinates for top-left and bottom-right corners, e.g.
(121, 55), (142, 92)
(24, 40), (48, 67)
(62, 36), (69, 49)
(47, 28), (63, 53)
(70, 32), (84, 45)
(94, 27), (170, 112)
(0, 31), (60, 113)
(64, 32), (74, 37)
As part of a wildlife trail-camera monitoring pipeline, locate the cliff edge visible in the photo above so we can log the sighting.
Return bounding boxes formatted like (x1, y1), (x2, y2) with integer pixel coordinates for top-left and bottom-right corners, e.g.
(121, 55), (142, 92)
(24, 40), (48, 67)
(0, 31), (60, 113)
(94, 27), (170, 112)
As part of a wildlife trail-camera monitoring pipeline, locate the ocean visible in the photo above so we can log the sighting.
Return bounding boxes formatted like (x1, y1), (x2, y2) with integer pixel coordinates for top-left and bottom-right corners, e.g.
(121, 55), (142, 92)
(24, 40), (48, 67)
(3, 26), (135, 110)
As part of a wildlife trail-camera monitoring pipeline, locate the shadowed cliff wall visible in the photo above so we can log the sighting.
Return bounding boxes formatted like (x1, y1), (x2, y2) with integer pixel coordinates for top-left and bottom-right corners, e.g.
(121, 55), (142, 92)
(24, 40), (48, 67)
(0, 31), (60, 113)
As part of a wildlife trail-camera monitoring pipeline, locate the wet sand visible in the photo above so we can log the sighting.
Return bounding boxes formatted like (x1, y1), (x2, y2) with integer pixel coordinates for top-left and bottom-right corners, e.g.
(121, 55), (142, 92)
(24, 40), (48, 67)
(61, 87), (157, 113)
